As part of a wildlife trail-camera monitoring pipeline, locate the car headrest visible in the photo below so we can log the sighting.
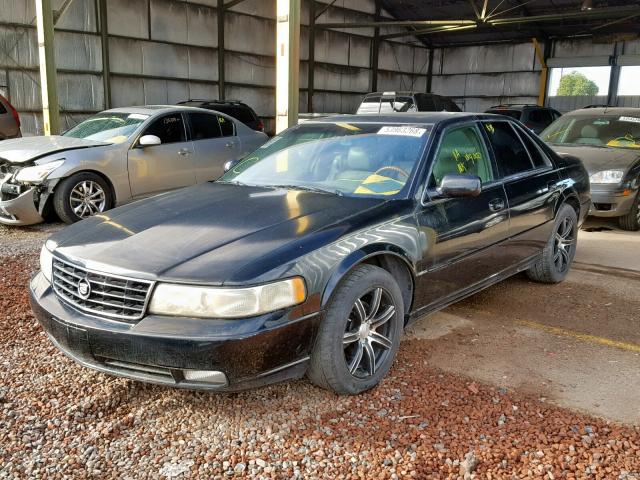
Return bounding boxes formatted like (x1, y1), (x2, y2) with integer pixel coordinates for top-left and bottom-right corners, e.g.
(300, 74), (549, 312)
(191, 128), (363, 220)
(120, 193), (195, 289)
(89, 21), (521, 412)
(346, 147), (371, 171)
(581, 125), (598, 138)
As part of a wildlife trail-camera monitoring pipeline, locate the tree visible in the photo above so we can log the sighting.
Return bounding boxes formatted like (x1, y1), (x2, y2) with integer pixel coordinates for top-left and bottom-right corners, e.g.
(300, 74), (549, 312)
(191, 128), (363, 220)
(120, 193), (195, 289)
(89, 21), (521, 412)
(556, 72), (599, 96)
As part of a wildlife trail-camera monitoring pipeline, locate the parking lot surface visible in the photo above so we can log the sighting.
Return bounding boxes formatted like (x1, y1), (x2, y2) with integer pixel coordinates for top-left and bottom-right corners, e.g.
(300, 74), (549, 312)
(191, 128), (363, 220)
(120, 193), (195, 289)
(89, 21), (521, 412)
(1, 220), (639, 479)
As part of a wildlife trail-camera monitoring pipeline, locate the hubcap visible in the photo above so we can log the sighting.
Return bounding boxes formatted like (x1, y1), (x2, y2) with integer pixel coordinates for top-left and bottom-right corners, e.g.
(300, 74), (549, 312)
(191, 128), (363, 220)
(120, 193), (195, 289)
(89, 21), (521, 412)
(553, 216), (575, 273)
(69, 181), (106, 218)
(343, 287), (395, 379)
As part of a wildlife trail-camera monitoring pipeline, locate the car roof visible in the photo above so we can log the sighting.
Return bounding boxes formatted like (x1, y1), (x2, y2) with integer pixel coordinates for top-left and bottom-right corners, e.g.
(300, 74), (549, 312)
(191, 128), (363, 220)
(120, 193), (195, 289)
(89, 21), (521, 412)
(564, 107), (640, 116)
(309, 112), (501, 125)
(103, 105), (225, 115)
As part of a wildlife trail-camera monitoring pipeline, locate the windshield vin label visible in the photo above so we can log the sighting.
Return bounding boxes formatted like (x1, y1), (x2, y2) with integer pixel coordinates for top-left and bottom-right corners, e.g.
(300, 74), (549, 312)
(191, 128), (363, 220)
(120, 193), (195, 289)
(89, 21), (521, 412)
(619, 116), (640, 123)
(377, 126), (427, 137)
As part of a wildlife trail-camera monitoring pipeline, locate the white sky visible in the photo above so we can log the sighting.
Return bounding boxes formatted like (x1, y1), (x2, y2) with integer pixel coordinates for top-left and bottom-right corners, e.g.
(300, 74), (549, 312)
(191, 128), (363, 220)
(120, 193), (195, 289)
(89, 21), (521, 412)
(618, 66), (640, 96)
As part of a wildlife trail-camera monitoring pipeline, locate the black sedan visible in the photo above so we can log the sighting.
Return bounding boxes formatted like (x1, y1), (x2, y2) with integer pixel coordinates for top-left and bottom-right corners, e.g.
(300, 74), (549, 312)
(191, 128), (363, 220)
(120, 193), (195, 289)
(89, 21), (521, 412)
(30, 113), (590, 395)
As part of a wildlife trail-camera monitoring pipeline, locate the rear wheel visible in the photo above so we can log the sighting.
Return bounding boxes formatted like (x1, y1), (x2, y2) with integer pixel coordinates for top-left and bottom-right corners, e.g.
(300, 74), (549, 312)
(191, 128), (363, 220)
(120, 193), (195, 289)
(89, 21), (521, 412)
(307, 264), (404, 395)
(53, 172), (113, 224)
(618, 193), (640, 231)
(527, 203), (578, 283)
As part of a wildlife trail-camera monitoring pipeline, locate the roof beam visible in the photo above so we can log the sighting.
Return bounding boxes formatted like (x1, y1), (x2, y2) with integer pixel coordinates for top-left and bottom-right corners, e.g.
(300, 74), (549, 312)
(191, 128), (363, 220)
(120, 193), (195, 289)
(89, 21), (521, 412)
(380, 24), (478, 40)
(316, 19), (477, 29)
(488, 5), (640, 25)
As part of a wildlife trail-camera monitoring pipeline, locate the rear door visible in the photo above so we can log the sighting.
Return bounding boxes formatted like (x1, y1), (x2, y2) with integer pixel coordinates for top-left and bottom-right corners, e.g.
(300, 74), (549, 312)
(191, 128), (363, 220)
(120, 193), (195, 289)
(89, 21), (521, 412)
(414, 122), (510, 310)
(186, 111), (238, 182)
(128, 112), (196, 197)
(481, 120), (560, 262)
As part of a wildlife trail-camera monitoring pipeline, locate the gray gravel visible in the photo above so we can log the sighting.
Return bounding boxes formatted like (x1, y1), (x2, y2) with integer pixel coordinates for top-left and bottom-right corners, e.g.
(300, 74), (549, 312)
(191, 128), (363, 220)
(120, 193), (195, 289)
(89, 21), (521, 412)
(0, 223), (63, 256)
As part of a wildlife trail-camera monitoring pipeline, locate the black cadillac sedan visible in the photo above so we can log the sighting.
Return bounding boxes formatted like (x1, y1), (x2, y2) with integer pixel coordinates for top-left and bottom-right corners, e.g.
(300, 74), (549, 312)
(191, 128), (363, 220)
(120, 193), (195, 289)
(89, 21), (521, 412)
(30, 113), (590, 395)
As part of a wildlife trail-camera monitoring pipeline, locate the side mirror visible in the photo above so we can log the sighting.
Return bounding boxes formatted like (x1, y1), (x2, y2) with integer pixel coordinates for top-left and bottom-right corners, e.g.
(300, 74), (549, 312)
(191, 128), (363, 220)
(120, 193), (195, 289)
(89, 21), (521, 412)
(224, 158), (241, 172)
(138, 135), (161, 147)
(436, 174), (482, 198)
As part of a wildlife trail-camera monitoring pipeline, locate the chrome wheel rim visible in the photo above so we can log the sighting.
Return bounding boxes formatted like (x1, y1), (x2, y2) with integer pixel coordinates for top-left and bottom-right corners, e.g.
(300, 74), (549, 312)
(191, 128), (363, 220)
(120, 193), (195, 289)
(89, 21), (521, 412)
(69, 180), (106, 218)
(553, 216), (575, 273)
(343, 287), (395, 379)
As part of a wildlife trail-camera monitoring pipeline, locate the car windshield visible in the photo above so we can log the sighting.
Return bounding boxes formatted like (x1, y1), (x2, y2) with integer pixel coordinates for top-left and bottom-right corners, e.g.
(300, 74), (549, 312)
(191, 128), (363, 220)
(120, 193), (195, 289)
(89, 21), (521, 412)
(219, 122), (431, 198)
(541, 113), (640, 149)
(63, 112), (149, 144)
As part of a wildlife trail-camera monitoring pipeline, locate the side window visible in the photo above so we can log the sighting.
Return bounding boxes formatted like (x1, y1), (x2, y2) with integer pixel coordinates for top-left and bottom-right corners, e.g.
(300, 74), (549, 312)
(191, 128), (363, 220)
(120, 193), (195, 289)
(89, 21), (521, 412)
(416, 95), (435, 111)
(528, 109), (544, 123)
(143, 113), (186, 144)
(483, 122), (534, 177)
(188, 112), (221, 140)
(217, 115), (235, 137)
(430, 125), (493, 187)
(513, 125), (551, 168)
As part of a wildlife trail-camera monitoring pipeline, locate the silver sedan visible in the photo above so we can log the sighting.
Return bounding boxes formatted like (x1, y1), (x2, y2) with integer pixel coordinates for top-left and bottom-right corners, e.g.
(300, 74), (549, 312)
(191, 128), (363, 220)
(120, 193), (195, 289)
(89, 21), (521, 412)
(0, 105), (268, 225)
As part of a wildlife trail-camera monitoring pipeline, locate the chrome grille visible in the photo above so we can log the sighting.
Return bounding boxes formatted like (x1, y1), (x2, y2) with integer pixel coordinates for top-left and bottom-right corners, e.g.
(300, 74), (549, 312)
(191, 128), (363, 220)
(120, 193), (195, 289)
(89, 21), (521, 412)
(52, 257), (154, 322)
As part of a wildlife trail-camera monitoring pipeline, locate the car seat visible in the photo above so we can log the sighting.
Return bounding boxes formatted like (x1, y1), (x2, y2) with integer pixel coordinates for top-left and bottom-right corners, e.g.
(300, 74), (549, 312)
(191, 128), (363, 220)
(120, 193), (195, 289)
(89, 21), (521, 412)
(335, 146), (372, 181)
(575, 125), (603, 145)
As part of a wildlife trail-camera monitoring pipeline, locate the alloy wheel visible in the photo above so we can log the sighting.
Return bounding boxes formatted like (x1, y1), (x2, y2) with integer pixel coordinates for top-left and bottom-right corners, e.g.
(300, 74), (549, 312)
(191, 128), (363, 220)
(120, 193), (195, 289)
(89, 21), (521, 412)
(342, 287), (396, 379)
(553, 216), (575, 273)
(69, 180), (107, 218)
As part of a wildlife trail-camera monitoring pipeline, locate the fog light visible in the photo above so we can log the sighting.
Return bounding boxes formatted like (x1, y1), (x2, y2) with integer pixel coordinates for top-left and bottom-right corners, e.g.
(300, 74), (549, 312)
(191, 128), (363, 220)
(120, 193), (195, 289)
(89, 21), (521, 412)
(182, 369), (227, 385)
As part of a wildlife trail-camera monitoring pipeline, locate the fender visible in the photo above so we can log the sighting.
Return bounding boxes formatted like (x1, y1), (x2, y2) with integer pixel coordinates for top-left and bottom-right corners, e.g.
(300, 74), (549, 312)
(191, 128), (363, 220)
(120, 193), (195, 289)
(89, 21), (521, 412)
(320, 243), (418, 309)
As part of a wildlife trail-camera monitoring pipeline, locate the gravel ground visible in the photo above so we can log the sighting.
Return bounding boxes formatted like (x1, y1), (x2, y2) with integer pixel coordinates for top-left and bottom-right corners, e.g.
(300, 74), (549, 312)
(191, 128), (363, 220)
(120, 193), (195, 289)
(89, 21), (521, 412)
(1, 225), (639, 479)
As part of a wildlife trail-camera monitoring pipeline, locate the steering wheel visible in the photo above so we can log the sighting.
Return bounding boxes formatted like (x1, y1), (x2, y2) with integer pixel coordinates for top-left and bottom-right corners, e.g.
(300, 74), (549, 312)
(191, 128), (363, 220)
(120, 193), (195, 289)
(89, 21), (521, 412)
(373, 166), (410, 180)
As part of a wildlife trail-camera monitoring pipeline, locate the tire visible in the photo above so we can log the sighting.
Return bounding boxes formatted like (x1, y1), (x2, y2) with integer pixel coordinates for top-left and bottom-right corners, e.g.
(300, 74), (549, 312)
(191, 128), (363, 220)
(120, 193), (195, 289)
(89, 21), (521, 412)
(307, 264), (404, 395)
(527, 203), (578, 284)
(53, 172), (113, 224)
(618, 193), (640, 231)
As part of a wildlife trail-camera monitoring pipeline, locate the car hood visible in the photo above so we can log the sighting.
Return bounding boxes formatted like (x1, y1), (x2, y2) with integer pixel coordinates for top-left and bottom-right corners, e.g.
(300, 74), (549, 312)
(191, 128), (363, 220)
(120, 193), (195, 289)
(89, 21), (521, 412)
(550, 144), (640, 175)
(0, 135), (107, 164)
(50, 182), (393, 284)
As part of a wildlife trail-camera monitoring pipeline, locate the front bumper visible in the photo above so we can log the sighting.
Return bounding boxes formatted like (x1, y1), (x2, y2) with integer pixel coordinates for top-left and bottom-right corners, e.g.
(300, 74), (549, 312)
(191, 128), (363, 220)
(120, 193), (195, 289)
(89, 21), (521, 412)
(589, 187), (638, 218)
(29, 272), (321, 391)
(0, 186), (43, 225)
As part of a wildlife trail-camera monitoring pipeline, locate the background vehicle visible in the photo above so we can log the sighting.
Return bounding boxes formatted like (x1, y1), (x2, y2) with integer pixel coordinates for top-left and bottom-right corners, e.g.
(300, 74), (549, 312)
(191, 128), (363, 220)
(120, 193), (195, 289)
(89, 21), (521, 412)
(177, 99), (264, 132)
(31, 113), (589, 395)
(541, 107), (640, 230)
(0, 94), (21, 140)
(356, 92), (461, 114)
(485, 104), (561, 134)
(0, 105), (267, 225)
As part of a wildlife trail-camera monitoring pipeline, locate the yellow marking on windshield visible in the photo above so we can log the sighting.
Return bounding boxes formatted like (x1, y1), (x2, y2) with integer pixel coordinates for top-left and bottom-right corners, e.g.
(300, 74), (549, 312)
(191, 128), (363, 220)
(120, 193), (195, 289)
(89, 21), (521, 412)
(335, 122), (361, 132)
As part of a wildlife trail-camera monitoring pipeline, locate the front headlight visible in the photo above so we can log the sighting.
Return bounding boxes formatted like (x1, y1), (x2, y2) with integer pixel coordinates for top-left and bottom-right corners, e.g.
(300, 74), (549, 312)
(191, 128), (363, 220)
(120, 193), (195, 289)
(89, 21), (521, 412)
(15, 160), (65, 183)
(39, 245), (53, 283)
(589, 169), (624, 184)
(148, 277), (307, 318)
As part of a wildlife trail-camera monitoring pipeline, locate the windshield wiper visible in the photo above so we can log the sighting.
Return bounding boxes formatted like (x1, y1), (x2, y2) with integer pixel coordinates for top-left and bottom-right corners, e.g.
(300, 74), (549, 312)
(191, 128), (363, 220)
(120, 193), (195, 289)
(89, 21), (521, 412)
(268, 184), (343, 196)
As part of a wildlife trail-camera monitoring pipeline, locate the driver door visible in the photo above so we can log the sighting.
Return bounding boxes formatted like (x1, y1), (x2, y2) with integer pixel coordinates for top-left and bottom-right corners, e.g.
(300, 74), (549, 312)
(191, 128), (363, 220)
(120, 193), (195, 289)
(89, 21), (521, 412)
(128, 112), (196, 198)
(413, 123), (510, 311)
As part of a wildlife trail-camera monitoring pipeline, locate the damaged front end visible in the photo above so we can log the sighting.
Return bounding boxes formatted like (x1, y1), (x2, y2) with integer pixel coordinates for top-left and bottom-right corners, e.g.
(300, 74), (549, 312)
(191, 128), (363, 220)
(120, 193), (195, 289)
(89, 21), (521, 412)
(0, 160), (58, 226)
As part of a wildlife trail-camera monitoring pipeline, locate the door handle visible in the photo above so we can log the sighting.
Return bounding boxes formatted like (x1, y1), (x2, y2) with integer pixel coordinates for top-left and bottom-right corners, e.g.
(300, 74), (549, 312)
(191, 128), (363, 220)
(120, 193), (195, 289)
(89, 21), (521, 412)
(488, 198), (505, 212)
(225, 142), (235, 148)
(178, 148), (191, 156)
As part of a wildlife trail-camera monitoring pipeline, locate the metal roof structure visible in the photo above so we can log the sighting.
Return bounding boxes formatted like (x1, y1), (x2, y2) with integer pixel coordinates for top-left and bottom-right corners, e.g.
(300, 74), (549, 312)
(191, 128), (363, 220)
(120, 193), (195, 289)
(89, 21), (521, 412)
(319, 0), (640, 47)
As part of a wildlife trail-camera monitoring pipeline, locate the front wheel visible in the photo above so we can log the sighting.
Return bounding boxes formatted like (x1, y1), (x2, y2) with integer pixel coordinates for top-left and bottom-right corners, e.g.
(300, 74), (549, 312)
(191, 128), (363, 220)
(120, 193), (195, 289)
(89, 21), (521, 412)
(307, 264), (404, 395)
(618, 193), (640, 231)
(527, 203), (578, 283)
(53, 172), (113, 224)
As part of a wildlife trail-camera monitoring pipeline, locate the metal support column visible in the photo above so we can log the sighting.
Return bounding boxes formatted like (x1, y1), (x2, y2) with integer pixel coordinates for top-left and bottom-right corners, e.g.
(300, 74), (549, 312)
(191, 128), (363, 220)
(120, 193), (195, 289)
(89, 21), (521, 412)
(275, 0), (300, 133)
(307, 0), (315, 113)
(98, 0), (111, 109)
(607, 42), (622, 107)
(426, 48), (434, 93)
(217, 0), (226, 100)
(370, 0), (381, 92)
(35, 0), (60, 135)
(532, 37), (549, 107)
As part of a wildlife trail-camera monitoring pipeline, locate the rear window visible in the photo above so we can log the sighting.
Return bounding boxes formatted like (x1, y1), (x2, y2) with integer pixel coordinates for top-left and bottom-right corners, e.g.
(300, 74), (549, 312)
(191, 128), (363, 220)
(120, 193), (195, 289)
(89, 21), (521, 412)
(0, 102), (6, 114)
(379, 96), (416, 113)
(232, 106), (257, 124)
(487, 109), (521, 120)
(357, 96), (381, 114)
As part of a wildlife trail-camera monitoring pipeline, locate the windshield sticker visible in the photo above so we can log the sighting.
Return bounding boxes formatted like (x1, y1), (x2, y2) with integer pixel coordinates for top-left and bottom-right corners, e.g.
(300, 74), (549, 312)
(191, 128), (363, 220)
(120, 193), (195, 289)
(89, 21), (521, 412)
(335, 122), (362, 132)
(378, 126), (427, 137)
(619, 116), (640, 124)
(593, 119), (610, 125)
(127, 114), (149, 120)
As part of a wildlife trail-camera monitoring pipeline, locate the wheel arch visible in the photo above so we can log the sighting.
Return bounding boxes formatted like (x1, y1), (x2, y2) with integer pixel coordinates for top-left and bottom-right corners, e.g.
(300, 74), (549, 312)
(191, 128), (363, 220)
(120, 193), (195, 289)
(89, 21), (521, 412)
(321, 245), (417, 324)
(52, 169), (117, 205)
(557, 188), (581, 218)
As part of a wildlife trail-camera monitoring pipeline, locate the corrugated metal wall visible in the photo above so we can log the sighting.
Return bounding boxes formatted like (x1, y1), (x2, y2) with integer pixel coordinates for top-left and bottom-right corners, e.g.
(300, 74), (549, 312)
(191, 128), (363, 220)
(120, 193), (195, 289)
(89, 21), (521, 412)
(0, 0), (431, 135)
